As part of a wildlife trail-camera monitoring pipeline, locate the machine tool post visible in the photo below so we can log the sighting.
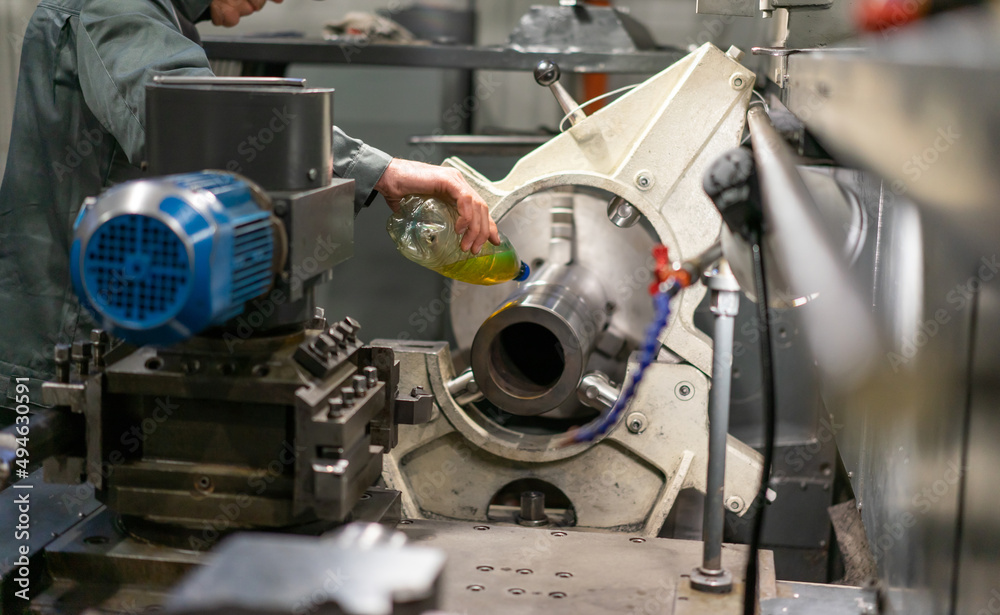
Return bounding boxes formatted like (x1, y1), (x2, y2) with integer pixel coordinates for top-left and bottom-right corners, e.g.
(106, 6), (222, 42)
(691, 258), (740, 594)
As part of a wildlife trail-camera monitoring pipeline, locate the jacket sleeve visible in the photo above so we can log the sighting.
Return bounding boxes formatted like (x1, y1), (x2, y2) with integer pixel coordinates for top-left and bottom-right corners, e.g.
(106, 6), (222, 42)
(76, 0), (213, 165)
(333, 126), (393, 213)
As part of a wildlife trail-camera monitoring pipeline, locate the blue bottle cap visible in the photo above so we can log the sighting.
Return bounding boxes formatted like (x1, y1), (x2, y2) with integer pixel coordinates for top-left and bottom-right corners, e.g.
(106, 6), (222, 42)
(515, 261), (530, 281)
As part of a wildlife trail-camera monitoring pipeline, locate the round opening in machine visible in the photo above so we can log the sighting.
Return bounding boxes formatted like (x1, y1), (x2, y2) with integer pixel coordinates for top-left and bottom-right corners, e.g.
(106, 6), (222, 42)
(488, 322), (565, 398)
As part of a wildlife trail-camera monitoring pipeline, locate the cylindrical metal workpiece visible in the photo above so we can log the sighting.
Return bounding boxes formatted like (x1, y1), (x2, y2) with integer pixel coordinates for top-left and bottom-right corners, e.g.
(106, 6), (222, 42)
(470, 263), (608, 416)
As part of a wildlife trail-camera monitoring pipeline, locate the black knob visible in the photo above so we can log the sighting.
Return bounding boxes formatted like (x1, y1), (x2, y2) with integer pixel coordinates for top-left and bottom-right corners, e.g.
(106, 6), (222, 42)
(703, 146), (761, 242)
(534, 60), (561, 87)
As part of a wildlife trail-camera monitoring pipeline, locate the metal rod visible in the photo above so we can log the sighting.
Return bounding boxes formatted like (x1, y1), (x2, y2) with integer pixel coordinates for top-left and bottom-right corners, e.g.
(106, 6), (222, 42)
(745, 106), (880, 391)
(691, 259), (740, 594)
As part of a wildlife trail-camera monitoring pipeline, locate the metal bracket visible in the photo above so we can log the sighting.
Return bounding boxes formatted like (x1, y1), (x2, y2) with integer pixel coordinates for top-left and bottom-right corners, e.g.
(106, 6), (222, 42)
(395, 386), (434, 425)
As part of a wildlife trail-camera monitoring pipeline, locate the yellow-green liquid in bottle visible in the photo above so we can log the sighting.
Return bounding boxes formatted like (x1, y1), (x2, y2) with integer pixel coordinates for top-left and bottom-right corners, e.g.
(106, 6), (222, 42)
(435, 247), (523, 285)
(386, 195), (529, 286)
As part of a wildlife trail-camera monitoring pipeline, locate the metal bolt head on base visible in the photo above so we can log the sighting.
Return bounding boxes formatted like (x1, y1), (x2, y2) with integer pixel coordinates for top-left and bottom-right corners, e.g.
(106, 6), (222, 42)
(517, 491), (549, 527)
(689, 566), (733, 594)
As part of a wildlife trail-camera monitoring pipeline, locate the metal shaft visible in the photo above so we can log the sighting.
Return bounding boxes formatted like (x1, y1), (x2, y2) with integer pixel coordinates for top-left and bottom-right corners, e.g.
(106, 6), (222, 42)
(691, 259), (740, 593)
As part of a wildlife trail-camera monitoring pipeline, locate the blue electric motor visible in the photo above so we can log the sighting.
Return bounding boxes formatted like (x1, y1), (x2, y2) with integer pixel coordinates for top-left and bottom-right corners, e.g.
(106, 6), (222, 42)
(71, 172), (278, 346)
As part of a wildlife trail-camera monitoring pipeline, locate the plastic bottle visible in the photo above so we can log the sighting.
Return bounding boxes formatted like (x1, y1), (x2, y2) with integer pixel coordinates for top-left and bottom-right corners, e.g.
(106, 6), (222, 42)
(386, 195), (529, 285)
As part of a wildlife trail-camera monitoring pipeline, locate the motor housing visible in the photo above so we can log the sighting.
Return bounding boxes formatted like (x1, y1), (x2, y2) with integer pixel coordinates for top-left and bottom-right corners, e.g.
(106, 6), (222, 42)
(70, 172), (279, 346)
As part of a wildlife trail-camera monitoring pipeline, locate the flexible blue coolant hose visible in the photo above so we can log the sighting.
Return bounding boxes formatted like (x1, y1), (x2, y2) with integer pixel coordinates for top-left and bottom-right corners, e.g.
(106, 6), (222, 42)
(565, 280), (681, 445)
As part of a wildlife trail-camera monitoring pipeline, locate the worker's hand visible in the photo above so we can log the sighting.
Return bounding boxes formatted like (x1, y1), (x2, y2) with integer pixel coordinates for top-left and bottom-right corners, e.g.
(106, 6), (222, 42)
(375, 159), (501, 254)
(210, 0), (282, 27)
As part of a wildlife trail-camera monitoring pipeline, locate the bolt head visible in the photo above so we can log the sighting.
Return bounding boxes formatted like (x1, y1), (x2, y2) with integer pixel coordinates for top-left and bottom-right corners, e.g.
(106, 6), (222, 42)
(675, 382), (694, 400)
(54, 344), (72, 363)
(626, 412), (647, 434)
(725, 495), (745, 512)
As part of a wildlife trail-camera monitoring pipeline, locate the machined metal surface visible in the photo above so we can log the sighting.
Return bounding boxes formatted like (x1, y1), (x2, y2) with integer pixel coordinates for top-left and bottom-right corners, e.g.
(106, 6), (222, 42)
(470, 262), (609, 416)
(451, 190), (656, 419)
(380, 340), (762, 534)
(396, 519), (776, 614)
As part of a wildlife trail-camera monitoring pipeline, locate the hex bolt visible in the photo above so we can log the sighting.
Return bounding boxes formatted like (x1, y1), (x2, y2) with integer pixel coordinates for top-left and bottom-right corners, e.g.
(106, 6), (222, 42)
(90, 329), (109, 367)
(363, 366), (378, 388)
(352, 375), (368, 397)
(339, 317), (360, 341)
(327, 397), (344, 418)
(312, 335), (333, 355)
(72, 340), (93, 376)
(54, 344), (71, 383)
(517, 491), (549, 527)
(626, 412), (647, 434)
(310, 307), (327, 330)
(329, 329), (347, 350)
(341, 386), (355, 407)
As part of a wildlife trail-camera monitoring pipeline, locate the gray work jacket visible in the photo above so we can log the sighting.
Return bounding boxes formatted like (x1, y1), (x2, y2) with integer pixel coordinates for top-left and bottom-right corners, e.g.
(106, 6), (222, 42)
(0, 0), (392, 406)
